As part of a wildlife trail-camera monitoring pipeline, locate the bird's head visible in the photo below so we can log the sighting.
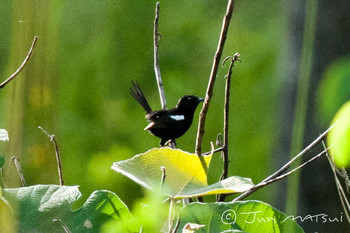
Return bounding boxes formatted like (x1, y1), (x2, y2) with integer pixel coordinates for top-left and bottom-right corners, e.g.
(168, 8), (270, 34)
(176, 95), (204, 113)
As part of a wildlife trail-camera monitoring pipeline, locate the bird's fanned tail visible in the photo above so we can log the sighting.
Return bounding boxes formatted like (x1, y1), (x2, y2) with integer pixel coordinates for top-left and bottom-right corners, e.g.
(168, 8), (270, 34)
(130, 81), (153, 113)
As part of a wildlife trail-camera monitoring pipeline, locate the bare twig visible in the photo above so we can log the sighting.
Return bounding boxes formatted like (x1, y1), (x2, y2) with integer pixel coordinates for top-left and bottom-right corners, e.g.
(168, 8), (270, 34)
(254, 147), (330, 190)
(0, 36), (39, 89)
(234, 147), (330, 202)
(10, 157), (26, 186)
(323, 141), (350, 223)
(153, 2), (176, 149)
(38, 126), (64, 186)
(218, 53), (240, 202)
(234, 125), (334, 201)
(154, 2), (167, 110)
(202, 146), (224, 156)
(195, 0), (235, 156)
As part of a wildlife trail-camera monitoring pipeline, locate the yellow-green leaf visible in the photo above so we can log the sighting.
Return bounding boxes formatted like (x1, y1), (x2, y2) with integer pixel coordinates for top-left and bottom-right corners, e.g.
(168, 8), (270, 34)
(111, 148), (253, 198)
(328, 101), (350, 168)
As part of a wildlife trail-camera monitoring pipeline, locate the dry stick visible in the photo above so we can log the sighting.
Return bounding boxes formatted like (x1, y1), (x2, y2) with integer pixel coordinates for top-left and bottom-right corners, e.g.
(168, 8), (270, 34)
(10, 157), (26, 186)
(38, 126), (64, 186)
(153, 2), (175, 149)
(154, 2), (167, 110)
(217, 53), (240, 202)
(322, 141), (350, 223)
(253, 147), (330, 190)
(195, 0), (235, 156)
(0, 36), (39, 89)
(233, 124), (334, 201)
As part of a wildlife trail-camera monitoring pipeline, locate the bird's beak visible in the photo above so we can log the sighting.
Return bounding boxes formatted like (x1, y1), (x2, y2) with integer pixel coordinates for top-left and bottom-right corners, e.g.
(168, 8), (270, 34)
(198, 97), (204, 102)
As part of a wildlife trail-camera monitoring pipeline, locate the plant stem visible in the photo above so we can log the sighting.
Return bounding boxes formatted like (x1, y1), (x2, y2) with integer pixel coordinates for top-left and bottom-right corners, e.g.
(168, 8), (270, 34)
(0, 36), (39, 89)
(39, 126), (64, 186)
(234, 125), (333, 201)
(153, 2), (167, 110)
(218, 53), (240, 202)
(10, 157), (26, 186)
(286, 0), (318, 215)
(323, 141), (350, 223)
(195, 0), (235, 156)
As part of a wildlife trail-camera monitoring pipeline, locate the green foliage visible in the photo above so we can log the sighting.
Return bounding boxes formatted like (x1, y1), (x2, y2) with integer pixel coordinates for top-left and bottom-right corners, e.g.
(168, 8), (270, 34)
(111, 148), (253, 199)
(0, 185), (139, 233)
(317, 56), (350, 126)
(328, 101), (350, 168)
(178, 201), (304, 233)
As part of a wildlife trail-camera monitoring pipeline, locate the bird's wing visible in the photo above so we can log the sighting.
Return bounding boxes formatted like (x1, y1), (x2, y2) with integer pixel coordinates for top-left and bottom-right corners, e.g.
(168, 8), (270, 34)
(145, 111), (185, 131)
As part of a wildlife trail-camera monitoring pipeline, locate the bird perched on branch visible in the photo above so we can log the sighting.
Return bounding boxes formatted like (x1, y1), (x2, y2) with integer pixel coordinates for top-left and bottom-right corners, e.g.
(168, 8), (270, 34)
(130, 81), (204, 146)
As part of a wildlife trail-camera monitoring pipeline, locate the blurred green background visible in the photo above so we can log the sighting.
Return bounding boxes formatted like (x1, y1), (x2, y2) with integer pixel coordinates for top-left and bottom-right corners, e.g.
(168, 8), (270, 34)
(0, 0), (349, 232)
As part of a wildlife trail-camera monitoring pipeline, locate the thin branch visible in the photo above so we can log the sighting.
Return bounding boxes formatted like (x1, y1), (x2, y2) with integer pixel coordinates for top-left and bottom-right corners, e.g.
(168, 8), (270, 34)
(218, 53), (240, 202)
(202, 146), (224, 156)
(0, 36), (39, 89)
(323, 141), (350, 223)
(234, 125), (334, 201)
(255, 147), (329, 190)
(234, 147), (330, 202)
(154, 2), (167, 110)
(153, 2), (176, 149)
(195, 0), (235, 156)
(10, 157), (26, 186)
(168, 198), (175, 233)
(38, 126), (64, 186)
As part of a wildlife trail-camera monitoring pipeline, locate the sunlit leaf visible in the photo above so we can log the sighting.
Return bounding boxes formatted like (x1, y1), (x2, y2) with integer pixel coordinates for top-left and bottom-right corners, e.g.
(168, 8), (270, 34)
(111, 148), (253, 198)
(177, 201), (304, 233)
(328, 101), (350, 168)
(0, 129), (9, 142)
(0, 185), (140, 233)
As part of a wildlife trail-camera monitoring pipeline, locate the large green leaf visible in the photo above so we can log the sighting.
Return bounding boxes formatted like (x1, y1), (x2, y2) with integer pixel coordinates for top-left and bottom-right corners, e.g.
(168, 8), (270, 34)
(177, 201), (304, 233)
(111, 148), (253, 198)
(328, 101), (350, 168)
(0, 185), (139, 233)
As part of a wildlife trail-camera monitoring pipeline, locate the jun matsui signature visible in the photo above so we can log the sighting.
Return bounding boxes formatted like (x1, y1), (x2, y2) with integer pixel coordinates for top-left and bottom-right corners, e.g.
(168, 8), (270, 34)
(221, 209), (343, 225)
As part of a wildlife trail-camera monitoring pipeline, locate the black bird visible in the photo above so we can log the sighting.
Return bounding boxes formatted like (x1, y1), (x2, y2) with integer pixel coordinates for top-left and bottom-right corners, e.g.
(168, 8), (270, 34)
(130, 81), (204, 146)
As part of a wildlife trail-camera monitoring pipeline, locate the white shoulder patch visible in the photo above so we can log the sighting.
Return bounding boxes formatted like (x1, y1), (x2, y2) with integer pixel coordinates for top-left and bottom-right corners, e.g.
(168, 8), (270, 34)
(170, 115), (185, 121)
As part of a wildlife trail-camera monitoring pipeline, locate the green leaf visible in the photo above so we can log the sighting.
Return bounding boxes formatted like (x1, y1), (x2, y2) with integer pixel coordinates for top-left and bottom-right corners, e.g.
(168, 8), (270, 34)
(328, 101), (350, 168)
(177, 201), (304, 233)
(317, 56), (350, 126)
(0, 155), (4, 168)
(0, 185), (140, 233)
(0, 129), (9, 141)
(111, 148), (253, 199)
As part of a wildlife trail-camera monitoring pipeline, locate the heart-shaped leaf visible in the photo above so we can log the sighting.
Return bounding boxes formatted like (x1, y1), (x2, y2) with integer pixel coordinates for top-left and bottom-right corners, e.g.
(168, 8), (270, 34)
(112, 148), (253, 198)
(0, 185), (140, 233)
